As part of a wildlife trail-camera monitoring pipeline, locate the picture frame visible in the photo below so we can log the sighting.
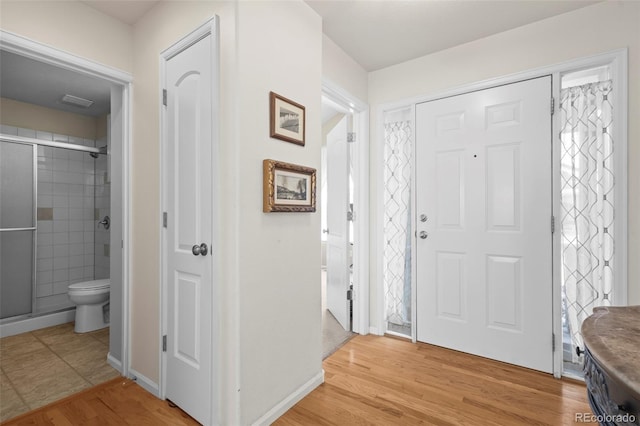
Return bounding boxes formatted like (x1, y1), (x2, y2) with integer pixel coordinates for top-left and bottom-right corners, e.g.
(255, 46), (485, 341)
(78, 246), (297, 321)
(263, 159), (316, 212)
(270, 91), (305, 146)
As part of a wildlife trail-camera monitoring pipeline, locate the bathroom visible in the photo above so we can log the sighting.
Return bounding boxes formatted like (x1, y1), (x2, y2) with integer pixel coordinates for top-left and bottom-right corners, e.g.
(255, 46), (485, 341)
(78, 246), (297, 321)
(0, 49), (117, 420)
(0, 49), (113, 334)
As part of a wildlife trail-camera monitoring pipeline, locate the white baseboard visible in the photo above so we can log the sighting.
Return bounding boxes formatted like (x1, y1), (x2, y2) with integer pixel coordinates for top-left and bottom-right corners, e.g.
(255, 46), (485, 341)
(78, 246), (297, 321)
(369, 326), (383, 336)
(107, 353), (122, 373)
(129, 368), (160, 398)
(251, 369), (325, 426)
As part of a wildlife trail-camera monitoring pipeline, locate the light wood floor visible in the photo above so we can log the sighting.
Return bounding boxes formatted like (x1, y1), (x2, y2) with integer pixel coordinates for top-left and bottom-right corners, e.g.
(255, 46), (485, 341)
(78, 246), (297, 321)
(276, 335), (595, 425)
(3, 335), (594, 425)
(1, 378), (198, 426)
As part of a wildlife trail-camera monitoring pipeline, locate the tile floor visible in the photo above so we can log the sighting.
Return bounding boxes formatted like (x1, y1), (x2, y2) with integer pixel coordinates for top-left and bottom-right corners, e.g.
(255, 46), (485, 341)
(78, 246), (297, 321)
(0, 322), (119, 422)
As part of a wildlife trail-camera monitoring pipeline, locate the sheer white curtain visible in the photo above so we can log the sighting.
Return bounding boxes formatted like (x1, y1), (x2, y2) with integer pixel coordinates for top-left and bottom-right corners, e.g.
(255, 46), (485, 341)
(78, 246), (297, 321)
(559, 81), (614, 362)
(383, 111), (412, 330)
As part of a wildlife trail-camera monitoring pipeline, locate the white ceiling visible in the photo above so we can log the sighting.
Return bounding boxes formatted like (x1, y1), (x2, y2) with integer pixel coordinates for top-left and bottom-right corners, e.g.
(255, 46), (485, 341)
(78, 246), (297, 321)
(306, 0), (599, 71)
(0, 50), (113, 117)
(80, 0), (159, 26)
(0, 1), (600, 118)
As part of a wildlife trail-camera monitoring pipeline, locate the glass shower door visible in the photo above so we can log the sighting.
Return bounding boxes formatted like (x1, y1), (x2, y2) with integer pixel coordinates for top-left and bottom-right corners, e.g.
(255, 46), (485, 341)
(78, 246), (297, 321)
(0, 140), (36, 319)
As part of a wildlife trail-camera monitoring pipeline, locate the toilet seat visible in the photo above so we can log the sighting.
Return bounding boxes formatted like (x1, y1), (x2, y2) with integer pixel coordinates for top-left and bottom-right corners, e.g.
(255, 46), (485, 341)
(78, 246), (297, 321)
(68, 279), (110, 292)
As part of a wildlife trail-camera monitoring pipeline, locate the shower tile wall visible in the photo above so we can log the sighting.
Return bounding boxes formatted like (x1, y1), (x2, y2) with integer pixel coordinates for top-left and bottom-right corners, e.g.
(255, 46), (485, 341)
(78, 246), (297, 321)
(1, 125), (99, 314)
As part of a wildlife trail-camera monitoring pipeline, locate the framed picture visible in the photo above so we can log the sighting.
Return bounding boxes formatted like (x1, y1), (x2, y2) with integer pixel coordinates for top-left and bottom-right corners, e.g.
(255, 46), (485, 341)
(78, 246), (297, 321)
(263, 159), (316, 212)
(270, 91), (305, 146)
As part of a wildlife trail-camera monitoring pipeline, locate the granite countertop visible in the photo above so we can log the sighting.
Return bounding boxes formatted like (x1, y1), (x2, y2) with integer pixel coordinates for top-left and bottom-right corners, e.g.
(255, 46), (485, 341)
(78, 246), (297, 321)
(581, 305), (640, 400)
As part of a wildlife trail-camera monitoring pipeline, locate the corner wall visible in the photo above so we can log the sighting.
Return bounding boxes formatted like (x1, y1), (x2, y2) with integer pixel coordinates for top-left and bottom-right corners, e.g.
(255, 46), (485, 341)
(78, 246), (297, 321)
(367, 1), (640, 330)
(235, 1), (323, 423)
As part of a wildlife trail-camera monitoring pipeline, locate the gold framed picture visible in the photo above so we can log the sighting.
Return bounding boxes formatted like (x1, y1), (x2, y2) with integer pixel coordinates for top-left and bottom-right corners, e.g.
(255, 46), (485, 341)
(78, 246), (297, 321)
(269, 91), (305, 146)
(263, 159), (316, 212)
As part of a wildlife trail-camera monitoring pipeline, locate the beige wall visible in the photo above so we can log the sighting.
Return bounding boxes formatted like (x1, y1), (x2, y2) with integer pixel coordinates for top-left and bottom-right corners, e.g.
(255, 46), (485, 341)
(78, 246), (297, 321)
(133, 1), (323, 423)
(0, 1), (133, 73)
(0, 97), (100, 139)
(130, 0), (234, 391)
(368, 1), (640, 330)
(130, 3), (243, 422)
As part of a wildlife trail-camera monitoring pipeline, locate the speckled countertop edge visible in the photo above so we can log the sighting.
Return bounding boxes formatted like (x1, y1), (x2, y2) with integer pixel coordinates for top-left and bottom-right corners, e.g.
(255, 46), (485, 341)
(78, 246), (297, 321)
(581, 305), (640, 400)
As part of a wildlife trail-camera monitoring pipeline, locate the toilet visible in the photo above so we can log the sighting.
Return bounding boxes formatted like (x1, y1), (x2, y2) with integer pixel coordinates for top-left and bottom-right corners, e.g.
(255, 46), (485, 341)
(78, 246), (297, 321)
(68, 279), (110, 333)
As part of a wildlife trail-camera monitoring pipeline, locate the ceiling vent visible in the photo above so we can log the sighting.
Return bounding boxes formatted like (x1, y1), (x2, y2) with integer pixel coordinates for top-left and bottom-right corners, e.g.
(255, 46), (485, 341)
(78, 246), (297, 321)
(61, 94), (94, 108)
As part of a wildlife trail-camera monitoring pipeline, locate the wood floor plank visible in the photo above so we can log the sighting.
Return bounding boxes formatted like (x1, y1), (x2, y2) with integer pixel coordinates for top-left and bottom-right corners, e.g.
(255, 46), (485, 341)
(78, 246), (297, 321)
(1, 378), (198, 426)
(5, 335), (594, 425)
(275, 335), (595, 425)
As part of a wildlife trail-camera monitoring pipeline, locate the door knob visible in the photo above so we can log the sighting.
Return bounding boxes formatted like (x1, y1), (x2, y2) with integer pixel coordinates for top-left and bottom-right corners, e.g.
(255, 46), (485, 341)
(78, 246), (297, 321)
(192, 243), (208, 256)
(419, 231), (428, 239)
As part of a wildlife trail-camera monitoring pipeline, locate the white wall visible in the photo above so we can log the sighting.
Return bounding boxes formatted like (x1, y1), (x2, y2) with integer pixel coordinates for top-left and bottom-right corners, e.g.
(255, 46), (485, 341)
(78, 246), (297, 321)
(235, 1), (323, 423)
(323, 34), (368, 103)
(368, 1), (640, 330)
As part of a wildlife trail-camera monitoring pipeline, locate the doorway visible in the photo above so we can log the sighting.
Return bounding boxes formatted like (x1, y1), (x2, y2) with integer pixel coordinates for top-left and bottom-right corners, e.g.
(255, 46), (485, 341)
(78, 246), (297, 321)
(320, 81), (368, 357)
(321, 99), (353, 357)
(0, 30), (132, 418)
(159, 18), (219, 426)
(377, 49), (627, 378)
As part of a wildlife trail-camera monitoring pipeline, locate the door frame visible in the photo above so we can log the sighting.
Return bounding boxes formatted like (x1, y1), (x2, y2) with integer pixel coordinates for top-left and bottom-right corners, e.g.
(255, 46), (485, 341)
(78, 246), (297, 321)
(0, 29), (133, 377)
(322, 78), (369, 335)
(159, 17), (220, 421)
(375, 48), (628, 377)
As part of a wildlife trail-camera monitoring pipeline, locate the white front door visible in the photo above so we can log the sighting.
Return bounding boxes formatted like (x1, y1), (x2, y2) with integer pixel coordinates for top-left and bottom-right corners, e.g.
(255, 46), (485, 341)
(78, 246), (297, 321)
(326, 116), (350, 330)
(164, 33), (214, 424)
(415, 77), (553, 373)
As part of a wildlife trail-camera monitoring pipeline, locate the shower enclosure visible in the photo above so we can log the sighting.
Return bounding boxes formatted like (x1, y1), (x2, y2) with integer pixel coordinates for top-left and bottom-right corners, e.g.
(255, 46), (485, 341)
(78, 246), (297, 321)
(0, 129), (110, 328)
(0, 140), (35, 318)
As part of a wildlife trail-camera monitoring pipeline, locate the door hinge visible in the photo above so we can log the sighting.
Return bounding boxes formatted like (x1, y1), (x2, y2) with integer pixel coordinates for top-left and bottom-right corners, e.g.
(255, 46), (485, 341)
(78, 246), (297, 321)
(550, 97), (555, 115)
(347, 132), (356, 143)
(552, 333), (556, 352)
(162, 89), (167, 106)
(347, 211), (354, 221)
(551, 215), (555, 234)
(162, 335), (167, 352)
(163, 212), (168, 228)
(347, 288), (353, 301)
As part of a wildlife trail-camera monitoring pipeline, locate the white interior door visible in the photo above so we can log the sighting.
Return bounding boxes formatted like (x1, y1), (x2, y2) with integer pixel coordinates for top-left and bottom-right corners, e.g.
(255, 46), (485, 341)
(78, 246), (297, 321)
(164, 33), (213, 424)
(415, 77), (553, 373)
(326, 116), (350, 330)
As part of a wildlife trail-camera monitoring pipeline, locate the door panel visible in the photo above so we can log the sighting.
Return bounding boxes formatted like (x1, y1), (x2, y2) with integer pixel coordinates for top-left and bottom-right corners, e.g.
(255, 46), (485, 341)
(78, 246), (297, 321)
(416, 77), (552, 373)
(165, 33), (213, 425)
(326, 116), (350, 331)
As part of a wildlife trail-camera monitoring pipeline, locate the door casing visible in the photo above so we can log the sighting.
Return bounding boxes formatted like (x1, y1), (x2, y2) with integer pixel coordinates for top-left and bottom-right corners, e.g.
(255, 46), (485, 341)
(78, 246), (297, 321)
(322, 79), (370, 335)
(375, 49), (628, 378)
(159, 16), (221, 423)
(0, 29), (133, 378)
